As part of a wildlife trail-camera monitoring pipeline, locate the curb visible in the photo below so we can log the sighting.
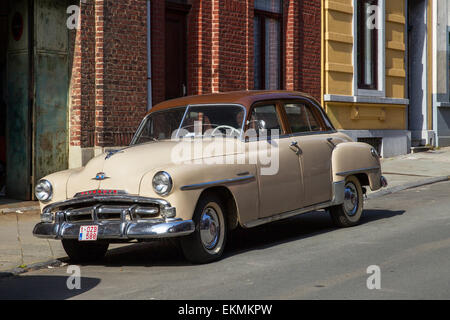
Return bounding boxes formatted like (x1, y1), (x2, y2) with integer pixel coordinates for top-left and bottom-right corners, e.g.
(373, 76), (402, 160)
(0, 205), (40, 214)
(367, 175), (450, 200)
(0, 258), (69, 280)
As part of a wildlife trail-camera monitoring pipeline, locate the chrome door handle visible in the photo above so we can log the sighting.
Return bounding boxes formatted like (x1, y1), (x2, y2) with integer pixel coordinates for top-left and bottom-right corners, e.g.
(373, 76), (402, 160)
(290, 141), (302, 155)
(327, 137), (336, 148)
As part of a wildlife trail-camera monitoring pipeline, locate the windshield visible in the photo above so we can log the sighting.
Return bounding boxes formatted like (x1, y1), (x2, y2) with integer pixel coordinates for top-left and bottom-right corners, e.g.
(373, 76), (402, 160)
(132, 105), (246, 145)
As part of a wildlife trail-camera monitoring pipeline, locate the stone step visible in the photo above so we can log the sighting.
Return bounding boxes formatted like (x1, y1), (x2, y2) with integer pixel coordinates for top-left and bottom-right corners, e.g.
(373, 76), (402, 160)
(410, 146), (433, 154)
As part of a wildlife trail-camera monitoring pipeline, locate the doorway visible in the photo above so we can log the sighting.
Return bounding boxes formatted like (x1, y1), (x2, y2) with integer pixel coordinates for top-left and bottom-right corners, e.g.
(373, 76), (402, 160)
(165, 2), (189, 100)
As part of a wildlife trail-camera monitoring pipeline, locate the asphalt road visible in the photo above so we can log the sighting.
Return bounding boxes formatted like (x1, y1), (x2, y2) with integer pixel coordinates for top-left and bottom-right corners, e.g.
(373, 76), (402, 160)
(1, 181), (450, 300)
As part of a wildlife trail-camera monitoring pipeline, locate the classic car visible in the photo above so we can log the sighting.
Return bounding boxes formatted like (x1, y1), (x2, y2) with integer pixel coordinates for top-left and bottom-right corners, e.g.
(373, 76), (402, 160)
(33, 91), (387, 264)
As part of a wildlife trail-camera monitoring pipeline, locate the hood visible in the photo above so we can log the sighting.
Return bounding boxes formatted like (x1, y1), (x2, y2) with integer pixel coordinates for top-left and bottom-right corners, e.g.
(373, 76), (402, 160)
(66, 139), (243, 198)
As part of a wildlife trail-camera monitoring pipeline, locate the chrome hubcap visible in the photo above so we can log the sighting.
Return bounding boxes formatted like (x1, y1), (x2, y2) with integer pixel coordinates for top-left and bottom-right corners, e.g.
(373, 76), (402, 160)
(344, 182), (359, 216)
(199, 207), (220, 250)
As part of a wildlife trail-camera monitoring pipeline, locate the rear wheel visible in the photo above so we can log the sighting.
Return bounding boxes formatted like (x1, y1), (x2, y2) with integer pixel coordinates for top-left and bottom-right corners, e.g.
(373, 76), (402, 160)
(181, 194), (227, 264)
(329, 175), (364, 227)
(62, 239), (109, 263)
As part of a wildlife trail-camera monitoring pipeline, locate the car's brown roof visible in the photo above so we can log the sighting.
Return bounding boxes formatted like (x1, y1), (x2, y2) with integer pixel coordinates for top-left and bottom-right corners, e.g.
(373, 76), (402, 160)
(148, 90), (318, 114)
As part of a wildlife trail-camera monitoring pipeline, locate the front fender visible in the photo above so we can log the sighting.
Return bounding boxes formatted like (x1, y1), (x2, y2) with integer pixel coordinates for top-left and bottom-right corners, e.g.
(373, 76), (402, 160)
(38, 168), (83, 211)
(139, 162), (258, 222)
(331, 142), (382, 191)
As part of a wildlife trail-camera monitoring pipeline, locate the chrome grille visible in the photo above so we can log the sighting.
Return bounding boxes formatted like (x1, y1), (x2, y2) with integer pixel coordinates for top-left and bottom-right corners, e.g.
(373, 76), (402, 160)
(64, 204), (160, 223)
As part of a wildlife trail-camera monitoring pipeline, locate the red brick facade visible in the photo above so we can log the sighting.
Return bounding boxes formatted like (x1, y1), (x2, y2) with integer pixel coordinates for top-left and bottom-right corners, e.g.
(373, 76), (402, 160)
(69, 0), (321, 150)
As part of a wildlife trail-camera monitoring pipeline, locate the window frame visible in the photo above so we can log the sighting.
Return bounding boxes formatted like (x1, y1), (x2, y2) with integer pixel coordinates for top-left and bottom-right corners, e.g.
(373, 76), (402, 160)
(279, 98), (337, 136)
(244, 98), (336, 140)
(353, 0), (385, 97)
(282, 103), (322, 134)
(254, 3), (284, 90)
(245, 100), (289, 139)
(357, 0), (378, 90)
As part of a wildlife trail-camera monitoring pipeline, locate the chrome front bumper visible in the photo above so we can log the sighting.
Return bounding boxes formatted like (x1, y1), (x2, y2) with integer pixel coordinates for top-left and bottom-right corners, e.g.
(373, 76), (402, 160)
(32, 194), (195, 240)
(33, 217), (195, 240)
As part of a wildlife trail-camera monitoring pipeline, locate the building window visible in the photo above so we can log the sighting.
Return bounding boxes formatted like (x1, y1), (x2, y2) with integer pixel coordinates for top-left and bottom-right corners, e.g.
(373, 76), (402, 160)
(254, 0), (282, 90)
(357, 0), (378, 90)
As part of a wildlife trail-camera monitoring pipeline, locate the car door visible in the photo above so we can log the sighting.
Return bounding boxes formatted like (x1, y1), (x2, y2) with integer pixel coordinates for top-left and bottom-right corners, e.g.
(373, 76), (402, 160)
(246, 103), (303, 218)
(281, 100), (336, 207)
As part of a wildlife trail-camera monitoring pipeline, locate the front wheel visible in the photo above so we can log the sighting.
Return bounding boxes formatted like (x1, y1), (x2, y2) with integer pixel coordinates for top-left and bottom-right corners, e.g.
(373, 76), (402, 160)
(328, 175), (364, 227)
(180, 194), (227, 264)
(62, 239), (109, 263)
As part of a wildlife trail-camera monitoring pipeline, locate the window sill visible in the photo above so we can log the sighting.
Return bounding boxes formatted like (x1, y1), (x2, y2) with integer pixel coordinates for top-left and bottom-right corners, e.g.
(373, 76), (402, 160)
(324, 94), (409, 105)
(436, 102), (450, 108)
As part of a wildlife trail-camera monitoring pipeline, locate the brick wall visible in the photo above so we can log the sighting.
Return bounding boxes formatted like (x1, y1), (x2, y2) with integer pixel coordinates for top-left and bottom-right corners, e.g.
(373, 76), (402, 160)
(296, 0), (321, 100)
(218, 0), (253, 92)
(102, 0), (148, 146)
(69, 0), (321, 151)
(284, 0), (321, 100)
(69, 0), (148, 149)
(70, 1), (96, 149)
(151, 0), (165, 104)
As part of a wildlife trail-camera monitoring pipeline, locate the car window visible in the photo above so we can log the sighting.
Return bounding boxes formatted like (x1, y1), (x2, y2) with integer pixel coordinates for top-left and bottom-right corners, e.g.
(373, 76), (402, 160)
(247, 104), (282, 136)
(179, 105), (245, 137)
(134, 107), (187, 144)
(283, 103), (322, 133)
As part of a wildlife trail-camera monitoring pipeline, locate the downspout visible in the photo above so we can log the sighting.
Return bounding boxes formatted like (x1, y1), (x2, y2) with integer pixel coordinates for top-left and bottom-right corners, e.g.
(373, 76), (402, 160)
(147, 0), (152, 111)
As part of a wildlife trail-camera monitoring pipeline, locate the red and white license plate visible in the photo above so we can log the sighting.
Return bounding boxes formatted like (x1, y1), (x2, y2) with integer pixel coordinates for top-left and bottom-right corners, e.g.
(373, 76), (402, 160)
(78, 225), (98, 241)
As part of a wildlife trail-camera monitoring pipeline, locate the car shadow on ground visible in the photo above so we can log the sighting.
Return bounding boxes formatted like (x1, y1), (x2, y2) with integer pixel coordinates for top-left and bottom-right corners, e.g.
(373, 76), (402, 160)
(224, 209), (405, 256)
(82, 208), (405, 268)
(0, 275), (100, 300)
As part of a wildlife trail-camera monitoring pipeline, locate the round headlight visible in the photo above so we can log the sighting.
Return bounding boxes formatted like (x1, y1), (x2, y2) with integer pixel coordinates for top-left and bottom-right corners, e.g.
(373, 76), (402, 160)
(35, 179), (53, 202)
(152, 171), (173, 196)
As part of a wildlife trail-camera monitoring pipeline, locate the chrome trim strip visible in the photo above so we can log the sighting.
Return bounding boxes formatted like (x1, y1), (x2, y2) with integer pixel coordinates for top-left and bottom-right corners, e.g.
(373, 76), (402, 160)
(180, 175), (255, 191)
(243, 201), (335, 229)
(336, 166), (380, 177)
(43, 195), (171, 214)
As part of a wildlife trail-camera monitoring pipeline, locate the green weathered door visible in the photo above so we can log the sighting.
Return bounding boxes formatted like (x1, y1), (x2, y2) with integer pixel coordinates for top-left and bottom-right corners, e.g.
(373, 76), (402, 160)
(6, 0), (31, 199)
(6, 0), (69, 200)
(33, 0), (69, 186)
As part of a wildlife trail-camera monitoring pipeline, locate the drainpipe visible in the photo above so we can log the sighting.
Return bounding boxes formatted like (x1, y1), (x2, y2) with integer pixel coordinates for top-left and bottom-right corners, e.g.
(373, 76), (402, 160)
(147, 0), (152, 111)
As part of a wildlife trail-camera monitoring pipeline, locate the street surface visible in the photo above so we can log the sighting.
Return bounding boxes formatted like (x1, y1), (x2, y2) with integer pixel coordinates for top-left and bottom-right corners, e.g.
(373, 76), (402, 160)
(0, 181), (449, 300)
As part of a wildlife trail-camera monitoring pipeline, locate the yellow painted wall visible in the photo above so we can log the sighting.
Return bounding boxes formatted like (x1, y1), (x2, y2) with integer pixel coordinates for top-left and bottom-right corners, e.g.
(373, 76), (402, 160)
(323, 0), (407, 130)
(324, 0), (353, 96)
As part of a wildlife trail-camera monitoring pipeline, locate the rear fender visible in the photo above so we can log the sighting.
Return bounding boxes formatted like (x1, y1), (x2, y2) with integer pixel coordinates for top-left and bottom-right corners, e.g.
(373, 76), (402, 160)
(331, 142), (382, 191)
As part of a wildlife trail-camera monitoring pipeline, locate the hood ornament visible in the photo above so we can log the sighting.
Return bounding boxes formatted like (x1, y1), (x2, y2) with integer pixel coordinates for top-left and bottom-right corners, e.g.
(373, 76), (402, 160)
(93, 172), (109, 181)
(105, 149), (124, 160)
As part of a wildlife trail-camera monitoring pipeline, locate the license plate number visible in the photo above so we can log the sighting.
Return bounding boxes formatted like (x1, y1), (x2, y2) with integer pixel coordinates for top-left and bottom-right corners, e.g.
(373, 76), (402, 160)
(79, 225), (98, 241)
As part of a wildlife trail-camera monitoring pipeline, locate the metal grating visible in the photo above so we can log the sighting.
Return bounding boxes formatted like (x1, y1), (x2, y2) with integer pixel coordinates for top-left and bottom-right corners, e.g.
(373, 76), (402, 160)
(357, 137), (382, 156)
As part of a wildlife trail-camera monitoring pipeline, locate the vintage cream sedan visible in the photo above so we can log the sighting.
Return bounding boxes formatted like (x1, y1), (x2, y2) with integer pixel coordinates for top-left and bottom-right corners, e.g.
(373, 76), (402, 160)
(33, 91), (387, 264)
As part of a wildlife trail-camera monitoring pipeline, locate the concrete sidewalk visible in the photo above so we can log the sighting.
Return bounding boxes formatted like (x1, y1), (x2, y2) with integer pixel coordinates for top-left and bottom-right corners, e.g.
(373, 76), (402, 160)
(0, 147), (449, 275)
(0, 209), (66, 276)
(367, 146), (450, 198)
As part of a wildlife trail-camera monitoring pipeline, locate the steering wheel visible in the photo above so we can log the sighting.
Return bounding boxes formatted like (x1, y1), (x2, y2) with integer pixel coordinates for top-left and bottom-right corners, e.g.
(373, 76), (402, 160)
(211, 125), (241, 137)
